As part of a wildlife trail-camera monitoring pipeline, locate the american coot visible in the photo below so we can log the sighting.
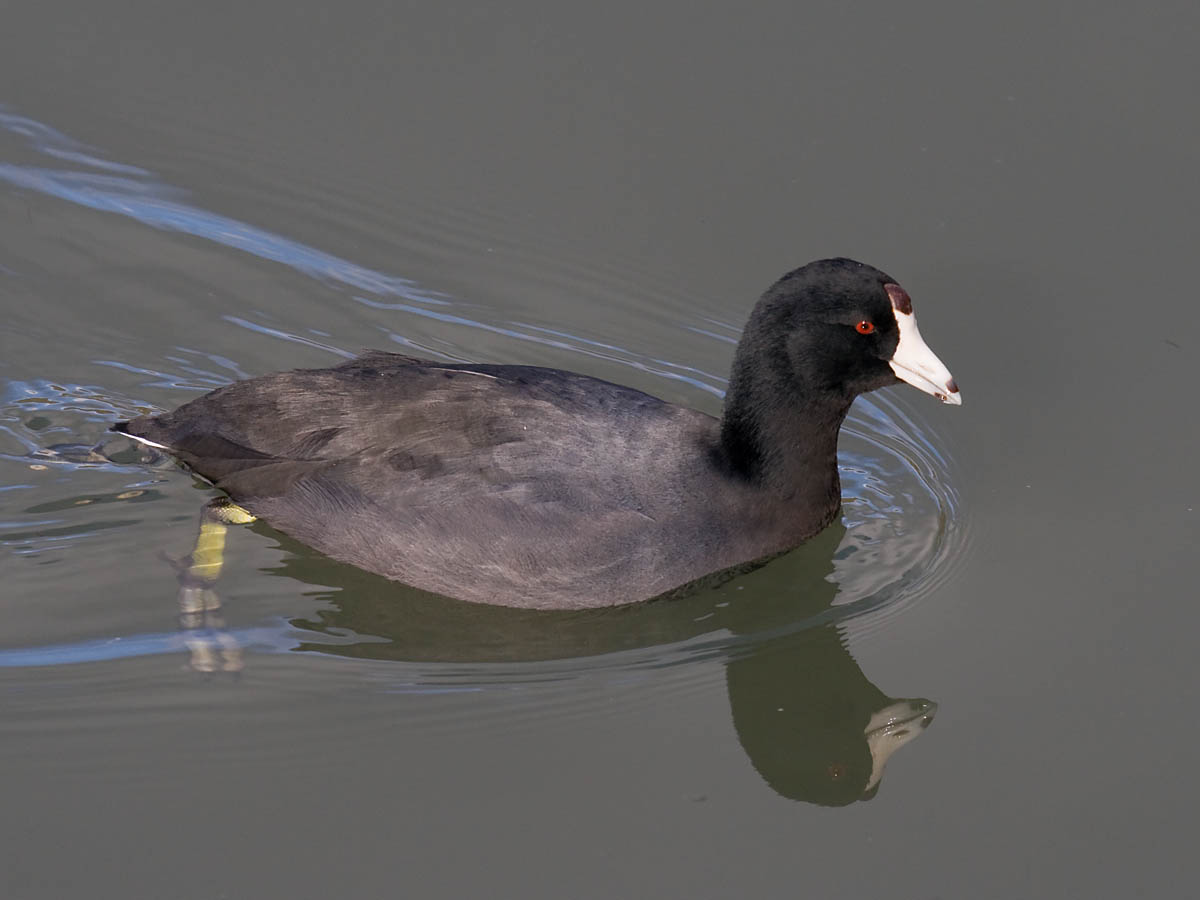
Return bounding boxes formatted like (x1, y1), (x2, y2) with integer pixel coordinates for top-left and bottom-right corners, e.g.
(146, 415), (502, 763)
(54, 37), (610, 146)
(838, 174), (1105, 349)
(114, 258), (960, 609)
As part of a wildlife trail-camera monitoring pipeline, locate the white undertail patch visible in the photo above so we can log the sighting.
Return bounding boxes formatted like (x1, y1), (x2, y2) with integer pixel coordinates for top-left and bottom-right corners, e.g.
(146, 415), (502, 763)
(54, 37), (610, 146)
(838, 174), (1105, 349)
(120, 431), (172, 451)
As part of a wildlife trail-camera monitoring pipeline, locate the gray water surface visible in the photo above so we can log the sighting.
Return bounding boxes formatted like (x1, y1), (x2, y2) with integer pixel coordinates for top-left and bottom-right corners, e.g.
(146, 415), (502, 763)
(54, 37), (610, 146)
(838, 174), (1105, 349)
(2, 2), (1197, 898)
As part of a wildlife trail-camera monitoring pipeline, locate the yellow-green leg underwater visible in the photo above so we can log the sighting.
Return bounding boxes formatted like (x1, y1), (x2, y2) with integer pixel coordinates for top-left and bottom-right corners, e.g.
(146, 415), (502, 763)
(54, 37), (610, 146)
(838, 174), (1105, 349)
(173, 498), (257, 673)
(186, 498), (258, 583)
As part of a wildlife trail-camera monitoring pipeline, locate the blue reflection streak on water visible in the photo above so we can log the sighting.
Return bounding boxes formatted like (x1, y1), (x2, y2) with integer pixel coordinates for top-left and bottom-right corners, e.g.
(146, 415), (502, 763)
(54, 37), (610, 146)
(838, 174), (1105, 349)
(220, 316), (356, 359)
(0, 107), (448, 307)
(0, 109), (152, 176)
(0, 623), (339, 667)
(0, 164), (450, 305)
(0, 628), (277, 667)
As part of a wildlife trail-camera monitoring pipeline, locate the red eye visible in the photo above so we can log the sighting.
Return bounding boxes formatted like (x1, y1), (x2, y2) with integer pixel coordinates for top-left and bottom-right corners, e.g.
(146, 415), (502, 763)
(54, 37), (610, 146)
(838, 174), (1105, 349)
(855, 321), (875, 334)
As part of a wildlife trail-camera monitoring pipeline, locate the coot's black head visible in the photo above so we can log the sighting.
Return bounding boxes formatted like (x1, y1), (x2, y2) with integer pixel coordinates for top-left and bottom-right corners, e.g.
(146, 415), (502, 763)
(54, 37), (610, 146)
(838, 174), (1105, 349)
(736, 257), (960, 407)
(719, 258), (959, 486)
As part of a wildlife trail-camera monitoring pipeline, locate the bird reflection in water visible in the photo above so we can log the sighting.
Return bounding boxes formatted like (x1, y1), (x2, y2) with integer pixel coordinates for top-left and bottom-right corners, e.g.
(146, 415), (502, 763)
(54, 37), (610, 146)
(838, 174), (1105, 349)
(167, 516), (938, 805)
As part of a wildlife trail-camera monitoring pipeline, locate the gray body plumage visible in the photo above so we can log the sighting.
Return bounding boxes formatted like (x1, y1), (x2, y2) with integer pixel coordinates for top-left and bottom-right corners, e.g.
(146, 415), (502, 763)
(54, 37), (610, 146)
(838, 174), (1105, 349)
(120, 352), (836, 608)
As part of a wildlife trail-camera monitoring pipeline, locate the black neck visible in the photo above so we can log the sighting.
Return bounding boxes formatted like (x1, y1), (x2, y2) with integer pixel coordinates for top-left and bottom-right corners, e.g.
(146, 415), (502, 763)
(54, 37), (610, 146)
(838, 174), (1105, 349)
(718, 354), (852, 514)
